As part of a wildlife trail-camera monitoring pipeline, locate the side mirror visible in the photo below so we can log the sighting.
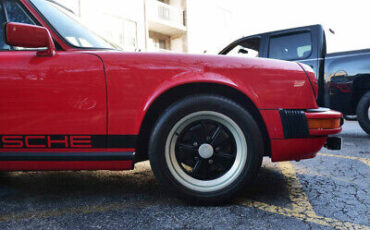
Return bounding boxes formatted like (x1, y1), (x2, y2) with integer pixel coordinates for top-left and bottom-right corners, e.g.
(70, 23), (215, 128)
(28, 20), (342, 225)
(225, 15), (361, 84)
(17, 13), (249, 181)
(4, 22), (56, 57)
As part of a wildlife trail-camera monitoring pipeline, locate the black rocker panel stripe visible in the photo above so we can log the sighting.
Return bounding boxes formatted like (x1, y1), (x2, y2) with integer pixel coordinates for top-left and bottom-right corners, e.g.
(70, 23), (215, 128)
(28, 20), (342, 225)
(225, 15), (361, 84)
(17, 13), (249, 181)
(107, 135), (137, 148)
(0, 135), (137, 149)
(0, 151), (135, 161)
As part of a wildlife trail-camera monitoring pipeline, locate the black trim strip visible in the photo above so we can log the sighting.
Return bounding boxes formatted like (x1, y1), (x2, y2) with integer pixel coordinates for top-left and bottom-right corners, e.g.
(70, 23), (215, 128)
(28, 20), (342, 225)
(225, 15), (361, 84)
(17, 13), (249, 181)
(0, 135), (137, 149)
(107, 135), (137, 148)
(0, 151), (134, 161)
(279, 109), (309, 138)
(3, 22), (8, 45)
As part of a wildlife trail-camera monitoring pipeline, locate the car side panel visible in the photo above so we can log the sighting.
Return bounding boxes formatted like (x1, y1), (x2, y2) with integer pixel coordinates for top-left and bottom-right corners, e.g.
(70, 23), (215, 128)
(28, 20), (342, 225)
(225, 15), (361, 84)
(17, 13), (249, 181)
(0, 51), (107, 135)
(96, 52), (318, 136)
(260, 110), (333, 161)
(259, 110), (284, 139)
(324, 51), (370, 115)
(270, 137), (327, 162)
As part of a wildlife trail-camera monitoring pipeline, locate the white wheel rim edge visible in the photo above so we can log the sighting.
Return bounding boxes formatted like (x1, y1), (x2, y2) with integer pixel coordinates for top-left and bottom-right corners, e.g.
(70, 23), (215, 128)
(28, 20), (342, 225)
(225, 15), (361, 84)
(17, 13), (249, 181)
(165, 111), (248, 193)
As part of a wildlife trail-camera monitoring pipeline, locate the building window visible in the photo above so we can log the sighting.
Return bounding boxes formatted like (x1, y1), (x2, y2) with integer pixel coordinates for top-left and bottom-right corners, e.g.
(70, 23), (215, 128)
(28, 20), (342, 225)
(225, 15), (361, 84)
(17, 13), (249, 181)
(149, 31), (170, 51)
(158, 0), (170, 4)
(158, 39), (167, 49)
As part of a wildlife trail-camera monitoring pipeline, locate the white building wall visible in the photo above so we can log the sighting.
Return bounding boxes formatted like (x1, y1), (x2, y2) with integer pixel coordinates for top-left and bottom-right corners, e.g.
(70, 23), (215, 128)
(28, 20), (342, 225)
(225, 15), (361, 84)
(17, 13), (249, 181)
(79, 0), (146, 51)
(51, 0), (370, 54)
(186, 0), (241, 54)
(56, 0), (237, 54)
(56, 0), (146, 51)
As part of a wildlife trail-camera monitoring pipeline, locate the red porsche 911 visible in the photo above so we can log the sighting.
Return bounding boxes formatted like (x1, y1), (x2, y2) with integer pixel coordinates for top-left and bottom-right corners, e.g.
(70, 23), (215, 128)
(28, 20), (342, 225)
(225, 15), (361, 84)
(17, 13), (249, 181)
(0, 0), (342, 202)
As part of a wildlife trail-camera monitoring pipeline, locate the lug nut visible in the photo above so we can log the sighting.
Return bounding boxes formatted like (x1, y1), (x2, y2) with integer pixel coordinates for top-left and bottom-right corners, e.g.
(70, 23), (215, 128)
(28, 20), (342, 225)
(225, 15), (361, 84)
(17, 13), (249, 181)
(193, 142), (198, 147)
(206, 136), (211, 141)
(208, 159), (213, 164)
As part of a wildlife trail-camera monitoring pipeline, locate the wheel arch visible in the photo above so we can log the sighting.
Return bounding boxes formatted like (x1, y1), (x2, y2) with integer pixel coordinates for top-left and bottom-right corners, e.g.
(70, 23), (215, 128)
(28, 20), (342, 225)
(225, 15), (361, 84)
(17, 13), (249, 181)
(135, 82), (271, 162)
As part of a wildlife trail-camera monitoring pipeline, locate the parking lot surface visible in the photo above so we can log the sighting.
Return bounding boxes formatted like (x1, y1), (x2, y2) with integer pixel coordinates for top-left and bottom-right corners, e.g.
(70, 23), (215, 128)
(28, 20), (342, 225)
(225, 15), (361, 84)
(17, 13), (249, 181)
(0, 121), (369, 230)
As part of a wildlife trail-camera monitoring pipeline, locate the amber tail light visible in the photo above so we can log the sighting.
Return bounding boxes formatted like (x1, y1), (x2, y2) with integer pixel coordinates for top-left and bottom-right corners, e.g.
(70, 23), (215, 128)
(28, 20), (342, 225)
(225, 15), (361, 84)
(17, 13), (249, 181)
(307, 118), (341, 129)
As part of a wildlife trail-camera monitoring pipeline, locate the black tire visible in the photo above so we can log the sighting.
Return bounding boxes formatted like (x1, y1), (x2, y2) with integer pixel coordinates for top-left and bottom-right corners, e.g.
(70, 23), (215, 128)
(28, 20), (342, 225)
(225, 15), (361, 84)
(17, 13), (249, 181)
(356, 91), (370, 135)
(343, 115), (357, 121)
(148, 95), (264, 204)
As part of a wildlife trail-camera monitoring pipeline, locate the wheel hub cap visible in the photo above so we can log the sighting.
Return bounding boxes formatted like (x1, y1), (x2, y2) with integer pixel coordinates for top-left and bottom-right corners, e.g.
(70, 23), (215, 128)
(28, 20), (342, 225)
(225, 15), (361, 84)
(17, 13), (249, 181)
(198, 143), (214, 159)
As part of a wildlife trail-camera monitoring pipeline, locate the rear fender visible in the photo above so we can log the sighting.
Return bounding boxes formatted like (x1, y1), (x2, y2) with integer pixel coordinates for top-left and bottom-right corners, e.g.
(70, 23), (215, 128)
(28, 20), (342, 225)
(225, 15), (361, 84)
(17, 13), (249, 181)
(141, 72), (258, 121)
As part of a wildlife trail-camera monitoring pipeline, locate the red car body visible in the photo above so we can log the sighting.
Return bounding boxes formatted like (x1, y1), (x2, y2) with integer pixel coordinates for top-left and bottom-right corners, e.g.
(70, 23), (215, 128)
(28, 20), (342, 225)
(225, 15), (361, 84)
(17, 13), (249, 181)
(0, 0), (342, 172)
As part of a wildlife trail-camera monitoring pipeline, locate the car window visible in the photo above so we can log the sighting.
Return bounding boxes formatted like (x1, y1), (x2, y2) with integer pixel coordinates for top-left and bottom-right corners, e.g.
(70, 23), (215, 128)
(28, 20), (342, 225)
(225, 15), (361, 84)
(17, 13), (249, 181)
(268, 32), (312, 60)
(30, 0), (117, 49)
(3, 0), (38, 50)
(5, 0), (35, 25)
(0, 3), (9, 50)
(227, 45), (259, 57)
(225, 37), (260, 58)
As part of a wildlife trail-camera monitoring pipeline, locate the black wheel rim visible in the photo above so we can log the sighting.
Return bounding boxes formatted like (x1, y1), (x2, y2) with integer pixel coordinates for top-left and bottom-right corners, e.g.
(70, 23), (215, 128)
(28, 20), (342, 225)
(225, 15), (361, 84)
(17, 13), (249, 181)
(175, 119), (237, 180)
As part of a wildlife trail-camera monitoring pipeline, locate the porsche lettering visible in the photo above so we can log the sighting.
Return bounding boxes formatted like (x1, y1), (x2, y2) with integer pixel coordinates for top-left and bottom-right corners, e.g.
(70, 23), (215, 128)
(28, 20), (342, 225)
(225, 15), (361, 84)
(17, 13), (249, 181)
(0, 135), (92, 148)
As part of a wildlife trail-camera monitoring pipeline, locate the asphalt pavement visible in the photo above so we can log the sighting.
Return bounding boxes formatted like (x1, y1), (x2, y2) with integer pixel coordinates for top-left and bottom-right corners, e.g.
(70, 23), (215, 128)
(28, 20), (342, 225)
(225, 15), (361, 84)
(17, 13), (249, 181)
(0, 121), (369, 230)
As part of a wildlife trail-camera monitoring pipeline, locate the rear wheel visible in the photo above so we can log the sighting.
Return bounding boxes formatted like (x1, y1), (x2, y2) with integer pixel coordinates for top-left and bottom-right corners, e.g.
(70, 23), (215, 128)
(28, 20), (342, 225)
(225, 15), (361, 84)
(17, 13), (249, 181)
(148, 95), (264, 203)
(356, 91), (370, 135)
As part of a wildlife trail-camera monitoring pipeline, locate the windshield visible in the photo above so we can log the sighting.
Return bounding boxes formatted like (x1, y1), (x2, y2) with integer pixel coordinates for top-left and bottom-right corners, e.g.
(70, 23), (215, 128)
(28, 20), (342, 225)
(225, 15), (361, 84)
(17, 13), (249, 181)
(30, 0), (117, 49)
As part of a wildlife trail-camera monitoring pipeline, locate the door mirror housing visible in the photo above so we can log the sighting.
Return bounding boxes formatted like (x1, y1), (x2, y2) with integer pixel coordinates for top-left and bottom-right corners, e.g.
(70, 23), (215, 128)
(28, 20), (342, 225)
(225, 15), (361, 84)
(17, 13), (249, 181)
(4, 22), (56, 57)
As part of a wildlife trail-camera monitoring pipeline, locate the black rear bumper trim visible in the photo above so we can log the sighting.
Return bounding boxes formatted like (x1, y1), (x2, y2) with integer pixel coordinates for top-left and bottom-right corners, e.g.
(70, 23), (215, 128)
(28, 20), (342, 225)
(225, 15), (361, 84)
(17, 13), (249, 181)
(279, 109), (309, 138)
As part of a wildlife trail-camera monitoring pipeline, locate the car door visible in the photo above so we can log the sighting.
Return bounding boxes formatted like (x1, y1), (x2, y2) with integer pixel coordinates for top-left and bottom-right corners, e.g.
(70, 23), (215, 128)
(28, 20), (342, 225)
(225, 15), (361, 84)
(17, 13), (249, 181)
(0, 0), (107, 149)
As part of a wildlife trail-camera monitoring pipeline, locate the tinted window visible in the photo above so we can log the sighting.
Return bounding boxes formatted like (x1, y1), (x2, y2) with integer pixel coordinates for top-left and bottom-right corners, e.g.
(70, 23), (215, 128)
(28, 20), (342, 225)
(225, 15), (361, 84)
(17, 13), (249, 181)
(3, 0), (37, 50)
(226, 37), (260, 57)
(269, 32), (312, 60)
(5, 0), (35, 24)
(0, 3), (9, 50)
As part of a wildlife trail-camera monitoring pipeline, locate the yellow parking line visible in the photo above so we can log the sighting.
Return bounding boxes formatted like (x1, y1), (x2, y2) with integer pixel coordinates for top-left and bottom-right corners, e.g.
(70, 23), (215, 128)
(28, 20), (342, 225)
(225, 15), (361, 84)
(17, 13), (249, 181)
(237, 162), (370, 230)
(279, 162), (369, 229)
(279, 162), (316, 216)
(359, 159), (370, 167)
(1, 162), (369, 229)
(239, 200), (368, 230)
(318, 153), (370, 166)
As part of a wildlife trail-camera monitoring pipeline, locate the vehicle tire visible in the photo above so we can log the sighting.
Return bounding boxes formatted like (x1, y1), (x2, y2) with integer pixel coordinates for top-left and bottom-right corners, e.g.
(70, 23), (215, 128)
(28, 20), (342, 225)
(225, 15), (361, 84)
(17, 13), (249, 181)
(343, 115), (357, 121)
(148, 95), (264, 204)
(356, 91), (370, 135)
